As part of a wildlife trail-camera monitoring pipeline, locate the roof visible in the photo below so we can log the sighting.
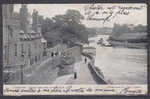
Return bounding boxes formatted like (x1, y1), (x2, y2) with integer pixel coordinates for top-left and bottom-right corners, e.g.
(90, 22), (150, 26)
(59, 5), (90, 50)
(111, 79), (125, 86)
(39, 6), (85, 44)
(27, 28), (36, 33)
(20, 30), (24, 34)
(19, 33), (41, 41)
(30, 30), (36, 33)
(41, 38), (47, 43)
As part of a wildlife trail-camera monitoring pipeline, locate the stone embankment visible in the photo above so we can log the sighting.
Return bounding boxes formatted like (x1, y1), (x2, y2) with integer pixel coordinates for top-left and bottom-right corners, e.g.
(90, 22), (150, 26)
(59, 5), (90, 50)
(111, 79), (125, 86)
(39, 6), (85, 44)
(82, 52), (107, 84)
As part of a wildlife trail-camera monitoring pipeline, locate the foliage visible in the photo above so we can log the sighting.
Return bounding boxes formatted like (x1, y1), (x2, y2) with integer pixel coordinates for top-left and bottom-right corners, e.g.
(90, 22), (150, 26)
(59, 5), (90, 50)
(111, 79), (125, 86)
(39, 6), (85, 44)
(133, 24), (147, 33)
(60, 56), (75, 65)
(111, 23), (147, 38)
(42, 9), (89, 47)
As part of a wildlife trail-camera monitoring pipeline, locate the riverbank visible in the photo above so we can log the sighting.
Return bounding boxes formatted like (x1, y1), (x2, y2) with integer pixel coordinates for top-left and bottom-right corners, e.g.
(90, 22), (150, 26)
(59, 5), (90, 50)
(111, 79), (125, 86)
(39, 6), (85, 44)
(109, 40), (147, 49)
(82, 53), (107, 84)
(108, 32), (147, 49)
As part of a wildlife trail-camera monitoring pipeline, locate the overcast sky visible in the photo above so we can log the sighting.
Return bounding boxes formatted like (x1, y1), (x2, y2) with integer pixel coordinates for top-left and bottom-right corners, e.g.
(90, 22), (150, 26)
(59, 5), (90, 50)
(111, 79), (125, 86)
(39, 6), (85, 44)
(14, 4), (147, 28)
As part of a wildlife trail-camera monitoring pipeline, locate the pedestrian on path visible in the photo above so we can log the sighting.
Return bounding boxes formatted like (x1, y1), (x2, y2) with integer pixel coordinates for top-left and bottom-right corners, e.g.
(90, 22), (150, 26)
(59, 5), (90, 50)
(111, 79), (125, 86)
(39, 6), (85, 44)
(51, 52), (54, 65)
(85, 57), (87, 64)
(74, 64), (78, 79)
(51, 52), (54, 58)
(74, 72), (77, 79)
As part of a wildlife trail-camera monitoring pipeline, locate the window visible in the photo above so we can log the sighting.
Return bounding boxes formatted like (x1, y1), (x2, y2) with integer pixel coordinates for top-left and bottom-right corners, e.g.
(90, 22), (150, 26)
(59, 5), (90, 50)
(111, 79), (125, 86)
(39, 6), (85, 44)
(4, 46), (6, 62)
(8, 26), (13, 38)
(28, 44), (31, 57)
(14, 44), (17, 56)
(35, 56), (37, 62)
(21, 44), (24, 57)
(38, 54), (41, 60)
(30, 58), (33, 65)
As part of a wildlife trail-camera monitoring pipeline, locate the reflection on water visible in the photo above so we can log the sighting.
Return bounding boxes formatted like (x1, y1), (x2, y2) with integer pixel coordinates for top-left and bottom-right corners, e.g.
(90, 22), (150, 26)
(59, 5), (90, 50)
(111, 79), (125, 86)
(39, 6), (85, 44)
(89, 35), (147, 84)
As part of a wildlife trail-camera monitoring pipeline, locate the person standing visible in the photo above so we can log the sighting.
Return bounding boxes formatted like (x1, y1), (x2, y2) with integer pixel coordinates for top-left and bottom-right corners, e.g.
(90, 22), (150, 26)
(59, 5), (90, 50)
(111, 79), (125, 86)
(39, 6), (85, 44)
(51, 52), (54, 58)
(74, 71), (77, 79)
(51, 52), (54, 65)
(85, 57), (87, 64)
(74, 63), (78, 79)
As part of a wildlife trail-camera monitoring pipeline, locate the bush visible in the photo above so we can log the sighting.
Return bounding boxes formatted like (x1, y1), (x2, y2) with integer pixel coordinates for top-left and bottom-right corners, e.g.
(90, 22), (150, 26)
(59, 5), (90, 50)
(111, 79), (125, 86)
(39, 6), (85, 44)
(60, 56), (75, 65)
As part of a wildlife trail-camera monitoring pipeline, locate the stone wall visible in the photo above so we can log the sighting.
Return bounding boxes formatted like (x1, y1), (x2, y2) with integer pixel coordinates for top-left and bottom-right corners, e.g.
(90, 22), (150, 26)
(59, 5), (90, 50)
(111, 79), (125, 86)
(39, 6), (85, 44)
(4, 44), (67, 84)
(82, 53), (107, 84)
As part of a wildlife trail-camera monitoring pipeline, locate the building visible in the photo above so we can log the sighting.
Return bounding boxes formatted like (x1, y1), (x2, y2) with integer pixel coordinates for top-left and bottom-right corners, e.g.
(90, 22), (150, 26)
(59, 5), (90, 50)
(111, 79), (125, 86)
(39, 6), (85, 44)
(3, 4), (20, 65)
(3, 4), (47, 68)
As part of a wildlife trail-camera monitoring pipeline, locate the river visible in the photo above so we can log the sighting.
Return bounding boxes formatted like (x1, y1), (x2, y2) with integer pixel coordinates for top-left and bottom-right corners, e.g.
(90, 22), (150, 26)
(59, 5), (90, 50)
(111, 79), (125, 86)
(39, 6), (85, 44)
(88, 35), (147, 84)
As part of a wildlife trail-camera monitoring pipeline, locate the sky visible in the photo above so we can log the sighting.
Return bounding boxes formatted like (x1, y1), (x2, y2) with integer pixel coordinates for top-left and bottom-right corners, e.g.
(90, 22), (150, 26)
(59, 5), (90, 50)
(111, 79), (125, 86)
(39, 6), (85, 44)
(13, 4), (147, 28)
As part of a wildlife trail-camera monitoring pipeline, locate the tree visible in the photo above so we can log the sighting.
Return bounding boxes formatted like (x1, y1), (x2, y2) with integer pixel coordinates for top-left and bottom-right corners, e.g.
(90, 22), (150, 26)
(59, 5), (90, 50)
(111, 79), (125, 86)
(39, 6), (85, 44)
(111, 23), (121, 38)
(133, 24), (147, 33)
(111, 23), (132, 39)
(42, 9), (89, 47)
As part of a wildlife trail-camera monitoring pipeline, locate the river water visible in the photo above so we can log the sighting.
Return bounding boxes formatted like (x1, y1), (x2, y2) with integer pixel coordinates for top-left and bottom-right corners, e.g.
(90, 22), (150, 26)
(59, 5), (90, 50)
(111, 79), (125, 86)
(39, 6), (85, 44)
(88, 35), (147, 84)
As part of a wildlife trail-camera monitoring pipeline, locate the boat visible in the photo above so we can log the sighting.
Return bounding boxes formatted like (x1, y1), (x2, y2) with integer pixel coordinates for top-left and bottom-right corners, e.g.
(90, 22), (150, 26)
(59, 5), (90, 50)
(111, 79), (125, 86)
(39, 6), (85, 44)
(97, 38), (103, 45)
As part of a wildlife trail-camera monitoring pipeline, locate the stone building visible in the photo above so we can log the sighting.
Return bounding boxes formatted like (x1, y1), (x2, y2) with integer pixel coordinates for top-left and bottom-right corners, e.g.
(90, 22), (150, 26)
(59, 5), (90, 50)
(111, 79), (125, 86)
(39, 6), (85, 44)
(3, 4), (47, 67)
(3, 4), (20, 65)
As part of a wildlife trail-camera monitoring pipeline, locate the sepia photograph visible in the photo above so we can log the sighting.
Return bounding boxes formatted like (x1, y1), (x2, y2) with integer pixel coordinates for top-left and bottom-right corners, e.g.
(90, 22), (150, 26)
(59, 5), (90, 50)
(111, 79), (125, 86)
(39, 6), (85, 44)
(2, 3), (147, 95)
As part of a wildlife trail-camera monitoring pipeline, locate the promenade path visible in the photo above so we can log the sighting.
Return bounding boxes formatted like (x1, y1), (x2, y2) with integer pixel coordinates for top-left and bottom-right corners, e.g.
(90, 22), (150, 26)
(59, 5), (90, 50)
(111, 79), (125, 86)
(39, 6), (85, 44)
(66, 56), (97, 84)
(53, 74), (73, 84)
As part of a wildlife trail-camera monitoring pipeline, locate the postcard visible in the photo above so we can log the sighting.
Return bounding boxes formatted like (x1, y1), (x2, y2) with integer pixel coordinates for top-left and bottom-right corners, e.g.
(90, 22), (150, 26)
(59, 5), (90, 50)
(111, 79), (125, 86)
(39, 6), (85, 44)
(2, 3), (147, 95)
